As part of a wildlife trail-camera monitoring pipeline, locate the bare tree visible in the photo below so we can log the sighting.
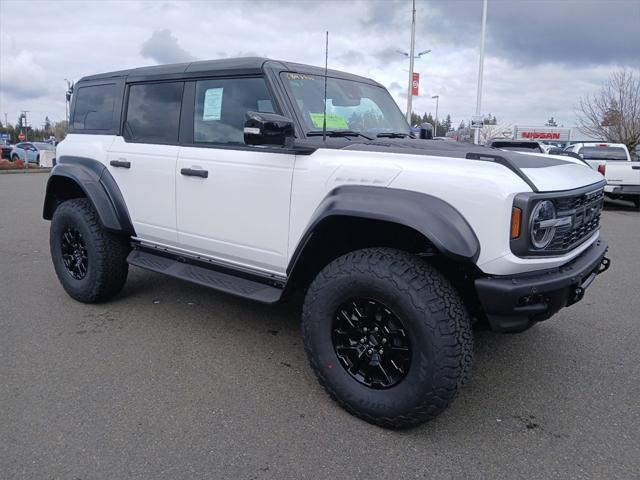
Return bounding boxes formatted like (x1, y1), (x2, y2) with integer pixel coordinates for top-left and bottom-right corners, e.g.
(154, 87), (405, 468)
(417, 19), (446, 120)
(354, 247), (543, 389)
(578, 69), (640, 152)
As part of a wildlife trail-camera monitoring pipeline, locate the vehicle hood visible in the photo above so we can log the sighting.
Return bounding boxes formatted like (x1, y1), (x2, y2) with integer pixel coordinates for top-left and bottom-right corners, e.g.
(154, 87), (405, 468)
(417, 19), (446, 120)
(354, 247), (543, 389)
(335, 138), (605, 193)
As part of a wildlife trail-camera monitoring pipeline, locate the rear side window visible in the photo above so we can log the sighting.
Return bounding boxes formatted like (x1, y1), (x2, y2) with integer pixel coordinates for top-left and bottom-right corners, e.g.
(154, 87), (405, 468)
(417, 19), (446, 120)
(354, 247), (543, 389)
(125, 82), (184, 144)
(72, 83), (117, 130)
(193, 77), (275, 144)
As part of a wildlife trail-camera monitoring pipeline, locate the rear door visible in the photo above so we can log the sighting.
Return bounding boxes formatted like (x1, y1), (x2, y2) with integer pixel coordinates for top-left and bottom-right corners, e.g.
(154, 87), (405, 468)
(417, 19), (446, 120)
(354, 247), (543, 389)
(107, 81), (184, 245)
(175, 76), (294, 274)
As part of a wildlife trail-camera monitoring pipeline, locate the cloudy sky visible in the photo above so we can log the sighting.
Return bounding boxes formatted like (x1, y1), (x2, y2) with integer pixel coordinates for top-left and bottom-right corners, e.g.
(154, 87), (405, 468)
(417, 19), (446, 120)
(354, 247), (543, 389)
(1, 0), (639, 130)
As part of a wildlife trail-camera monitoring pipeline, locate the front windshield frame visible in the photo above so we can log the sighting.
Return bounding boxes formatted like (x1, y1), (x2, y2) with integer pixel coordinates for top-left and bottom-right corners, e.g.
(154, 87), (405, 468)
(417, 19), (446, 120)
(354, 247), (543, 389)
(279, 72), (411, 137)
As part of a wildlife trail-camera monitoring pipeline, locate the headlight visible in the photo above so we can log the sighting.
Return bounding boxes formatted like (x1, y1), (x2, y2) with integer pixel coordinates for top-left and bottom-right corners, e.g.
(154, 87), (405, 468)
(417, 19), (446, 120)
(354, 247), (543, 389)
(530, 200), (556, 249)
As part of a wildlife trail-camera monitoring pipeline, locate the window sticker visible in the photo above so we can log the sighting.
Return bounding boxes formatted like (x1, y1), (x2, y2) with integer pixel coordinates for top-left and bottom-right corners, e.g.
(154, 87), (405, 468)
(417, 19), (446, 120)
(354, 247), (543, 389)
(309, 113), (349, 130)
(287, 73), (314, 81)
(203, 88), (223, 121)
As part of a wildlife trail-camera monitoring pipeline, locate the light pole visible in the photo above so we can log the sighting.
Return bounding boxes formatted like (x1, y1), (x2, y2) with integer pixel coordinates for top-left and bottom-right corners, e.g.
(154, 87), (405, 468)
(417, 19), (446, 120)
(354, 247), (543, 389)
(432, 95), (439, 136)
(21, 111), (29, 141)
(474, 0), (488, 144)
(64, 78), (72, 128)
(396, 0), (431, 123)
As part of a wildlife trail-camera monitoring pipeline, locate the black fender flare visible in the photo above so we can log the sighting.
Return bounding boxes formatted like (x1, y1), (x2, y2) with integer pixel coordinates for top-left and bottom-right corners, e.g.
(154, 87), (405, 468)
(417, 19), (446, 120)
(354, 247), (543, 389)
(42, 156), (135, 235)
(287, 185), (480, 274)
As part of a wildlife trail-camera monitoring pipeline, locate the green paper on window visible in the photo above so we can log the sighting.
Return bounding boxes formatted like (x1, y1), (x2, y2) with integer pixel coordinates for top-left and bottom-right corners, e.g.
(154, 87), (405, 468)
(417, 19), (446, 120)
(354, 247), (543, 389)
(309, 113), (349, 130)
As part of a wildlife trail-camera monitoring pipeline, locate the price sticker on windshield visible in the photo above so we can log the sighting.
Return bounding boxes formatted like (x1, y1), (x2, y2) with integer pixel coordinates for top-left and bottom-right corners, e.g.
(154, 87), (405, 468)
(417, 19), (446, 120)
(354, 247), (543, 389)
(309, 113), (349, 129)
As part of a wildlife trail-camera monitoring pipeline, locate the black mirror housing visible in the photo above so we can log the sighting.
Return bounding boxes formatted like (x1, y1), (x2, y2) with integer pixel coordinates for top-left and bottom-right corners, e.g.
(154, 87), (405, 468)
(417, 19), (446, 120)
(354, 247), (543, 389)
(244, 111), (294, 147)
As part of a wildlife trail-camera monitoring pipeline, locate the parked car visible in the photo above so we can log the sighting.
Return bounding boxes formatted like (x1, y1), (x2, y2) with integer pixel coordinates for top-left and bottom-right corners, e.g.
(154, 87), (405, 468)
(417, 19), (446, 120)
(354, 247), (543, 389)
(10, 142), (56, 166)
(487, 139), (545, 153)
(565, 142), (640, 208)
(43, 57), (610, 429)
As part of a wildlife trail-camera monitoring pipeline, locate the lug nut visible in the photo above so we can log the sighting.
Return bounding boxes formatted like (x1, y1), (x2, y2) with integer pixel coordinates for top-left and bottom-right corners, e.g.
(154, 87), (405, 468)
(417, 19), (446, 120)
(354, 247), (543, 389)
(373, 327), (379, 332)
(363, 327), (368, 333)
(382, 338), (387, 344)
(367, 349), (373, 354)
(360, 337), (366, 343)
(379, 349), (384, 355)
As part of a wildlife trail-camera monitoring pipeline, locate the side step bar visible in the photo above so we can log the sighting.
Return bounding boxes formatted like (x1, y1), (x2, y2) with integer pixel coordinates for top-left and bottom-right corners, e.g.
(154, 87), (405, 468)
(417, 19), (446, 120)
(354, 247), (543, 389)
(127, 249), (283, 304)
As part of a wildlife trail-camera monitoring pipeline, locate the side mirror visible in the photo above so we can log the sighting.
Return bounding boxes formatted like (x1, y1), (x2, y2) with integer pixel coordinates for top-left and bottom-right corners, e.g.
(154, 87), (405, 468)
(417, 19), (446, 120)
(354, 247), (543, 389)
(244, 111), (294, 147)
(419, 122), (433, 140)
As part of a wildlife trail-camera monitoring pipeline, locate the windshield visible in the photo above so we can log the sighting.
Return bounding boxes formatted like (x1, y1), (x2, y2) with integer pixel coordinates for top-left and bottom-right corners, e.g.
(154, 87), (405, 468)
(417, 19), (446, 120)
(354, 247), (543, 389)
(282, 73), (411, 136)
(580, 146), (628, 161)
(33, 142), (55, 150)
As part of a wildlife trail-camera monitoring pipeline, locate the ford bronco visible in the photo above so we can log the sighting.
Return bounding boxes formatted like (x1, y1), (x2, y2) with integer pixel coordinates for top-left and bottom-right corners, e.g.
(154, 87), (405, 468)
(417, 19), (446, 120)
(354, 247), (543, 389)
(43, 58), (610, 428)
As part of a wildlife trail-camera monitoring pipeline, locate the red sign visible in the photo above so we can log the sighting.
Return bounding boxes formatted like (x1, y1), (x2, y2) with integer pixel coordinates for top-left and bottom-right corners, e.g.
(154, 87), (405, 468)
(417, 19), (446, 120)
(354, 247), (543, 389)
(18, 131), (25, 141)
(522, 131), (561, 140)
(411, 72), (420, 96)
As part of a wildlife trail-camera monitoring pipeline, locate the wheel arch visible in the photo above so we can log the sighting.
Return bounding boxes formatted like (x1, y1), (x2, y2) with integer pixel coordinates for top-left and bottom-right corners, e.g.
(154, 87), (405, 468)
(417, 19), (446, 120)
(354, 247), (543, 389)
(43, 156), (135, 236)
(285, 186), (481, 292)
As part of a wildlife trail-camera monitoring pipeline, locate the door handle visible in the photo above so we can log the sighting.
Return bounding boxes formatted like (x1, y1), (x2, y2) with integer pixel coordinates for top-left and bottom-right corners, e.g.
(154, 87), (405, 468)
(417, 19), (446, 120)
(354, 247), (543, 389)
(632, 166), (640, 170)
(180, 168), (208, 178)
(110, 160), (131, 168)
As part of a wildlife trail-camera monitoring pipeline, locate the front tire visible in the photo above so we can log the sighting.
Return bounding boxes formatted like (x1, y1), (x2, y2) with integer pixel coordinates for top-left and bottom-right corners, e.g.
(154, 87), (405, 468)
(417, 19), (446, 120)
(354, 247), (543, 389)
(50, 198), (129, 303)
(302, 248), (473, 429)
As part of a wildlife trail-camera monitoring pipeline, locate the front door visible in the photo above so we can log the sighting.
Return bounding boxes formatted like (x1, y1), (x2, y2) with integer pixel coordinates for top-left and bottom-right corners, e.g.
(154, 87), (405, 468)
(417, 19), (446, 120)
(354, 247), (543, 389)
(176, 77), (294, 275)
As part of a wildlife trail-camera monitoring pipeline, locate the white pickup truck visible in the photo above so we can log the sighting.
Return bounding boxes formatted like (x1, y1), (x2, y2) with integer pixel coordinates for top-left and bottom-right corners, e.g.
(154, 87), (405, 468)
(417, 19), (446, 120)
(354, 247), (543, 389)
(566, 142), (640, 209)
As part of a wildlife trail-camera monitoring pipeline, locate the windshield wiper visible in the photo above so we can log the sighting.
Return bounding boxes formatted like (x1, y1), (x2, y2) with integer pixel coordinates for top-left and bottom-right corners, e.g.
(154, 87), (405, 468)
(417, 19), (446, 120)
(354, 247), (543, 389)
(307, 130), (374, 141)
(376, 132), (411, 138)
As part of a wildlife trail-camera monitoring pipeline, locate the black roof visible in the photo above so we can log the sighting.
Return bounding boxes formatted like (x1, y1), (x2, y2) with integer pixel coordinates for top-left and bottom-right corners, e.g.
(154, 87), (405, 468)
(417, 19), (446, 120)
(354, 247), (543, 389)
(79, 57), (382, 86)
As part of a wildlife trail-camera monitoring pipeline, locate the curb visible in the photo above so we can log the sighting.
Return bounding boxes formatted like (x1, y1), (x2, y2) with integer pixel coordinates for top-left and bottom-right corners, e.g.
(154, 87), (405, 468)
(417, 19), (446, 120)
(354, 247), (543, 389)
(0, 168), (52, 174)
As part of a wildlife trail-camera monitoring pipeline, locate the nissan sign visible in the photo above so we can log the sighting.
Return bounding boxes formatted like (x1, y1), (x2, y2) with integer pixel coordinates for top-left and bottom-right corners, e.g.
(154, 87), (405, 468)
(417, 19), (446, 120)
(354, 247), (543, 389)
(514, 126), (570, 141)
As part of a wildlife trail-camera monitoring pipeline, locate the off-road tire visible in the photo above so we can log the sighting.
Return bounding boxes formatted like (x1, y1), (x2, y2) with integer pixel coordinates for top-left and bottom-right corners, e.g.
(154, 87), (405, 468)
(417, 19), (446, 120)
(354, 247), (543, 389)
(50, 198), (129, 303)
(302, 248), (473, 429)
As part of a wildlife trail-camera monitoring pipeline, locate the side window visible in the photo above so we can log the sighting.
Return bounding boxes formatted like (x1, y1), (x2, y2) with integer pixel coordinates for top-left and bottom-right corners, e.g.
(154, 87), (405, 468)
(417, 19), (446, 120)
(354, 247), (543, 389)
(72, 83), (117, 130)
(125, 82), (184, 144)
(193, 77), (275, 145)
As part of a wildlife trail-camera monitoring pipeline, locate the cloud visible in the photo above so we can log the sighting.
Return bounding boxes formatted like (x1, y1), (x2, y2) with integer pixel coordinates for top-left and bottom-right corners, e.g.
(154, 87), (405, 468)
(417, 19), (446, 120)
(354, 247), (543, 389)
(0, 0), (638, 130)
(140, 29), (196, 64)
(0, 50), (52, 100)
(426, 0), (640, 67)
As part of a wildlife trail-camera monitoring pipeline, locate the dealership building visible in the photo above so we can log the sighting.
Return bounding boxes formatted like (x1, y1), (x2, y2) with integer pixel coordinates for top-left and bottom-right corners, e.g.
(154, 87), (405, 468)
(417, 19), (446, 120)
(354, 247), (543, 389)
(511, 125), (602, 148)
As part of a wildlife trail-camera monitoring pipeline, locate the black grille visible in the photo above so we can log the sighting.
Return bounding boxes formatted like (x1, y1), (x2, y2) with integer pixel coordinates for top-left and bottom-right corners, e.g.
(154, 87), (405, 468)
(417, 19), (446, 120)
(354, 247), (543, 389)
(547, 188), (604, 252)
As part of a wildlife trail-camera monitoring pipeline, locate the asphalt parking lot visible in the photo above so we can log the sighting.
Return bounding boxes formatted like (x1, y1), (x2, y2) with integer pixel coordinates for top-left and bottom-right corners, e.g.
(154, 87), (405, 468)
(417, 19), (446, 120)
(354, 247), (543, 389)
(1, 173), (639, 479)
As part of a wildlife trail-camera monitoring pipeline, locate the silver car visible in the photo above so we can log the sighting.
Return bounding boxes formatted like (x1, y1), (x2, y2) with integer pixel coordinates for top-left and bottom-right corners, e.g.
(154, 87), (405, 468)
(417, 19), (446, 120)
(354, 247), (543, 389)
(10, 142), (56, 165)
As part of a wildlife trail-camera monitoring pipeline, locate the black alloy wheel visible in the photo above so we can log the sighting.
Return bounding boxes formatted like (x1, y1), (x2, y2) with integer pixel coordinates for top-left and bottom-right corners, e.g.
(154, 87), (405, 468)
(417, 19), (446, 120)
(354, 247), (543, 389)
(332, 298), (411, 389)
(60, 227), (88, 280)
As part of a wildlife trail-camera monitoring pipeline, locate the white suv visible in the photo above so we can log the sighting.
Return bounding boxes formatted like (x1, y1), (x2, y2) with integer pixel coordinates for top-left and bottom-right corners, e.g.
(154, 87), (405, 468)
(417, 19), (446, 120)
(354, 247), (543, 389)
(43, 58), (610, 428)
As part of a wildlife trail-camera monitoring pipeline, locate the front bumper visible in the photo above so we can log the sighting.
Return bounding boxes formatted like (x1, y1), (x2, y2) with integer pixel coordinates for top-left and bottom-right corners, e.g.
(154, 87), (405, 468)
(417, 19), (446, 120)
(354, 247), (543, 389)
(475, 239), (610, 332)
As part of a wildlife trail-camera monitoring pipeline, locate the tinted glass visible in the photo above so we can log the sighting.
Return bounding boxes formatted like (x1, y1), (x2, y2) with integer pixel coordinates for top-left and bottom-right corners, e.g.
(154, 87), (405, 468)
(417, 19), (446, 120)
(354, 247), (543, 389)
(72, 84), (117, 130)
(126, 82), (183, 144)
(194, 77), (275, 144)
(579, 146), (628, 161)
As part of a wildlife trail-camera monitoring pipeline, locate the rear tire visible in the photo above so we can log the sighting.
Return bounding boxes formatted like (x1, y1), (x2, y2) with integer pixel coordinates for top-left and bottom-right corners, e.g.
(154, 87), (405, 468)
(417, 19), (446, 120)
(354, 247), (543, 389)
(302, 248), (473, 429)
(50, 198), (129, 303)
